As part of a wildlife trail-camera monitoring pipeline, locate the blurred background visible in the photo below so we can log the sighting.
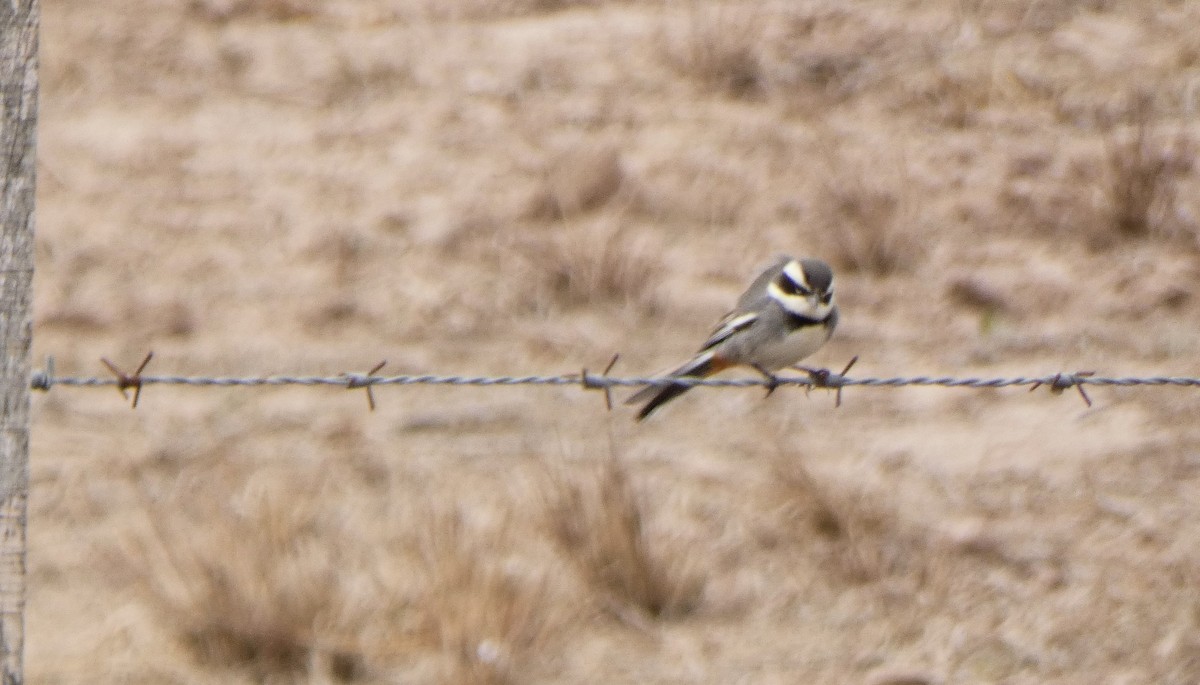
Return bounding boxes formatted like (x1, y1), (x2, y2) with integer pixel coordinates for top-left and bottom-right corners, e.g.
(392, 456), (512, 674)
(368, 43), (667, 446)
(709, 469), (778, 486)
(29, 0), (1200, 682)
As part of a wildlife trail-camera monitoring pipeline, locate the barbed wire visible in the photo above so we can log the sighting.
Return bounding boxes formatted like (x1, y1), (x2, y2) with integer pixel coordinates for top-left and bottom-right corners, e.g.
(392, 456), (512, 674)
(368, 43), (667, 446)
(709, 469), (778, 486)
(24, 352), (1200, 410)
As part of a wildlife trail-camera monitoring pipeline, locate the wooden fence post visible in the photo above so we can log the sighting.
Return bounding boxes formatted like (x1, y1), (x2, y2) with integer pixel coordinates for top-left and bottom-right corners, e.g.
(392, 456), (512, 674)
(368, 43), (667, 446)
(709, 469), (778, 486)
(0, 0), (37, 682)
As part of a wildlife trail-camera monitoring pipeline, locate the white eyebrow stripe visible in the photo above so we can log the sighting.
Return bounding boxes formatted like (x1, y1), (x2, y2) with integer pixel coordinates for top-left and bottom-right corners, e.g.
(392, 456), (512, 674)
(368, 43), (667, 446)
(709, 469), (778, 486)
(781, 260), (807, 288)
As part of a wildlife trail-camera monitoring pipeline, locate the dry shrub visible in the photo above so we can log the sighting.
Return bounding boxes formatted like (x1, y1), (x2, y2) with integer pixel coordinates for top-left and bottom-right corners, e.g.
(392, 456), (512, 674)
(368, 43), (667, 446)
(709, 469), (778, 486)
(516, 144), (661, 312)
(630, 157), (754, 227)
(953, 0), (1104, 35)
(1103, 93), (1193, 241)
(542, 456), (705, 622)
(768, 456), (924, 584)
(660, 2), (766, 99)
(322, 54), (417, 107)
(115, 461), (561, 685)
(525, 144), (627, 221)
(816, 154), (920, 275)
(119, 467), (379, 683)
(189, 0), (319, 22)
(422, 0), (599, 20)
(523, 220), (661, 312)
(416, 510), (558, 685)
(304, 229), (369, 288)
(765, 7), (891, 114)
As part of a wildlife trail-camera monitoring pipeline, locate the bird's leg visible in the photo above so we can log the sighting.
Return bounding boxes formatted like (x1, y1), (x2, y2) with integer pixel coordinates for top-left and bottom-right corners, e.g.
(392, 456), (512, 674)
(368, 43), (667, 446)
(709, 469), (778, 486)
(751, 364), (781, 397)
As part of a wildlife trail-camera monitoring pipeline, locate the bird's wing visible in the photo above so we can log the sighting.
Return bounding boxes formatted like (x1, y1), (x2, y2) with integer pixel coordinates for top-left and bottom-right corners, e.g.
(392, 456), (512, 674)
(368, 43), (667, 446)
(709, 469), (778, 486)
(698, 311), (759, 352)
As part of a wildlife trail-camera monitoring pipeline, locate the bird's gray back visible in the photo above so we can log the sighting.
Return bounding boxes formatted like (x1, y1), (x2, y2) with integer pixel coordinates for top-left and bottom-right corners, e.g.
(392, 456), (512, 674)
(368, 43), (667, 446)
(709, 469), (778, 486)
(734, 255), (792, 312)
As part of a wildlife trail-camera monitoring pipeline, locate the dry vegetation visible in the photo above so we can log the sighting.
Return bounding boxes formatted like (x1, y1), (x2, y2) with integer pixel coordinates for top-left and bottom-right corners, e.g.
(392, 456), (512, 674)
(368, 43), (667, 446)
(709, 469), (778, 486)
(543, 455), (705, 622)
(28, 0), (1200, 683)
(815, 150), (920, 276)
(1102, 92), (1194, 242)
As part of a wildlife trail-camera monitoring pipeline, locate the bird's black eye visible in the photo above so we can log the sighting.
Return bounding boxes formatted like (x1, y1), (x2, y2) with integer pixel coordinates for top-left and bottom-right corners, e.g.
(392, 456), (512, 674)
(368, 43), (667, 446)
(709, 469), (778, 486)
(820, 292), (833, 305)
(777, 275), (809, 296)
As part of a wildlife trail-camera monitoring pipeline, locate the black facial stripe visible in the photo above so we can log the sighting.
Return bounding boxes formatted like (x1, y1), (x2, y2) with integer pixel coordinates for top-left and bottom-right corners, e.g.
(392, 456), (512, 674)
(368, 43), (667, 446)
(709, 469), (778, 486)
(783, 309), (834, 330)
(777, 273), (809, 296)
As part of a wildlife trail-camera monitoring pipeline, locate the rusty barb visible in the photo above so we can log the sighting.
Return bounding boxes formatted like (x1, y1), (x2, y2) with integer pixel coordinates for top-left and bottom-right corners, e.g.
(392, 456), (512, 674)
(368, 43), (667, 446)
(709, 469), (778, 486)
(99, 351), (155, 409)
(23, 351), (1200, 412)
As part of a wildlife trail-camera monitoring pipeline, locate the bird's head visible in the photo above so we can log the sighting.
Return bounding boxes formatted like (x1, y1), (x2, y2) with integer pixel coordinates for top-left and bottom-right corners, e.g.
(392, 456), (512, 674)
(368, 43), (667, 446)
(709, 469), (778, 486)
(768, 257), (835, 319)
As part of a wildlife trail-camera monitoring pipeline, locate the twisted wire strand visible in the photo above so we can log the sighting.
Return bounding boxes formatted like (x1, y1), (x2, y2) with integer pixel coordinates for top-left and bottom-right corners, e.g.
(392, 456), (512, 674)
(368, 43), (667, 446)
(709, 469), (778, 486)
(27, 370), (1200, 391)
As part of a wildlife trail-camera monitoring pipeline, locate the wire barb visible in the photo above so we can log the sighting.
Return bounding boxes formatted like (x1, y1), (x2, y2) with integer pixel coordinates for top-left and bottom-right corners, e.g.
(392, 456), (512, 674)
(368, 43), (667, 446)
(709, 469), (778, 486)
(795, 355), (859, 408)
(1030, 371), (1095, 407)
(100, 351), (154, 409)
(342, 360), (388, 411)
(581, 354), (621, 411)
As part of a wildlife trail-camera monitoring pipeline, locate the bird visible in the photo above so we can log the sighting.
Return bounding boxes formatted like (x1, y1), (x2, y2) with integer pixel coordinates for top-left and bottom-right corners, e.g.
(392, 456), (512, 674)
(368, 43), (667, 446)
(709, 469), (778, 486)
(626, 255), (838, 421)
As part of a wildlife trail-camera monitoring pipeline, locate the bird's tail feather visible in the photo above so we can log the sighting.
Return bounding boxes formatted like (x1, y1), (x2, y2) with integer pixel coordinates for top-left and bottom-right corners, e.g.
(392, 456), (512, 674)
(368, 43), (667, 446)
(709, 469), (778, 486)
(626, 352), (725, 421)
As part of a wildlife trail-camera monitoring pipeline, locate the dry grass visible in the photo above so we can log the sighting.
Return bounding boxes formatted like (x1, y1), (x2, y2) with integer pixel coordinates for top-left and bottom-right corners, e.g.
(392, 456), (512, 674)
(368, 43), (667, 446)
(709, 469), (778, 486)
(414, 510), (559, 685)
(767, 454), (926, 585)
(111, 461), (562, 685)
(542, 455), (705, 623)
(115, 466), (378, 683)
(520, 220), (662, 313)
(815, 153), (921, 275)
(660, 2), (767, 100)
(423, 0), (602, 21)
(514, 143), (663, 313)
(525, 143), (627, 221)
(189, 0), (320, 22)
(1103, 92), (1194, 242)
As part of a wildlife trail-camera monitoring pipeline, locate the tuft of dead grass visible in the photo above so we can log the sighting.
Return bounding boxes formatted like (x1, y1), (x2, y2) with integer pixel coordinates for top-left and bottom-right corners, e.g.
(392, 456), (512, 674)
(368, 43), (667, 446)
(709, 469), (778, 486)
(767, 454), (925, 585)
(525, 143), (627, 221)
(188, 0), (320, 23)
(1102, 92), (1194, 242)
(660, 2), (767, 100)
(116, 468), (379, 683)
(422, 0), (601, 21)
(520, 219), (662, 313)
(542, 456), (705, 623)
(112, 460), (565, 685)
(413, 509), (560, 685)
(815, 153), (921, 276)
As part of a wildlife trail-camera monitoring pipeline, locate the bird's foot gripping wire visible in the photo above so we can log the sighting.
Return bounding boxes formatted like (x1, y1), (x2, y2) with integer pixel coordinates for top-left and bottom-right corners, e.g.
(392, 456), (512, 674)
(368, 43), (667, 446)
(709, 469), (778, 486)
(751, 364), (782, 397)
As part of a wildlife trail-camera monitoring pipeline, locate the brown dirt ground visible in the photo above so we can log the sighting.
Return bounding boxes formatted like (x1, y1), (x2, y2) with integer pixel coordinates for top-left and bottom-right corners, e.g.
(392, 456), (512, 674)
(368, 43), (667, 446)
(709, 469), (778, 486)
(28, 0), (1200, 683)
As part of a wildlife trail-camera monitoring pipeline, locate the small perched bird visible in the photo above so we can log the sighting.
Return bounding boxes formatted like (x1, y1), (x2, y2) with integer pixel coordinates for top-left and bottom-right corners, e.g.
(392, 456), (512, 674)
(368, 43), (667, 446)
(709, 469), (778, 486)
(627, 255), (838, 420)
